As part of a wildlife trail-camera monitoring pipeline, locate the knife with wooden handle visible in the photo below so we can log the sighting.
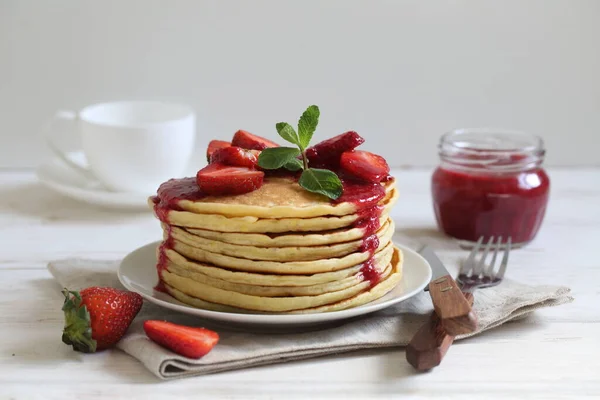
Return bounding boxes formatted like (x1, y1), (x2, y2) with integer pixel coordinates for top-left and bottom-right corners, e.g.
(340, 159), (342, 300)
(420, 246), (478, 336)
(406, 293), (474, 371)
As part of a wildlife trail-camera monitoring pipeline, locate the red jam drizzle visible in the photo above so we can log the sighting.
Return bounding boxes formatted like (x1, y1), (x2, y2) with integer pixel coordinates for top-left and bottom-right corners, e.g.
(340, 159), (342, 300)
(153, 225), (173, 293)
(153, 279), (168, 293)
(359, 258), (381, 287)
(432, 167), (550, 244)
(353, 205), (384, 236)
(358, 233), (381, 287)
(152, 177), (207, 223)
(152, 178), (205, 291)
(380, 174), (394, 183)
(156, 225), (173, 275)
(359, 234), (380, 254)
(335, 180), (386, 210)
(335, 179), (388, 288)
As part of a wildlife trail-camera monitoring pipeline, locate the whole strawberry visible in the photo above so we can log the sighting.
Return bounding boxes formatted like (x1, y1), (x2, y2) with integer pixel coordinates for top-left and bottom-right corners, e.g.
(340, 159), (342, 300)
(61, 287), (143, 352)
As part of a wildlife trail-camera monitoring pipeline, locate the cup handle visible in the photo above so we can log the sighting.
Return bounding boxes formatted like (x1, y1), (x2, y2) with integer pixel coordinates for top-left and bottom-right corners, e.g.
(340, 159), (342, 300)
(42, 110), (97, 181)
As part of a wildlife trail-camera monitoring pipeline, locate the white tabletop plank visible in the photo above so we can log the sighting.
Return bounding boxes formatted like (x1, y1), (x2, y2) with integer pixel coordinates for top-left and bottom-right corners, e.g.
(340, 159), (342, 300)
(1, 168), (599, 399)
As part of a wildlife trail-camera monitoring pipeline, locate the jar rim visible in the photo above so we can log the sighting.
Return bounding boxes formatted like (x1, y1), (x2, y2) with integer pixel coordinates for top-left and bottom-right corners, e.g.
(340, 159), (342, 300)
(439, 128), (545, 172)
(441, 128), (544, 153)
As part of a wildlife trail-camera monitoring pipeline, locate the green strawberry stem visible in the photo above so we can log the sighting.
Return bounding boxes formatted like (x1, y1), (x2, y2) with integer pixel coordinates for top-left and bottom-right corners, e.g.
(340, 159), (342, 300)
(61, 288), (97, 353)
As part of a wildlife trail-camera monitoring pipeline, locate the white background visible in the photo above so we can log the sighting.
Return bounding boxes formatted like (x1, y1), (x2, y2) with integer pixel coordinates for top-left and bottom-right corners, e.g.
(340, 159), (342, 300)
(1, 0), (599, 168)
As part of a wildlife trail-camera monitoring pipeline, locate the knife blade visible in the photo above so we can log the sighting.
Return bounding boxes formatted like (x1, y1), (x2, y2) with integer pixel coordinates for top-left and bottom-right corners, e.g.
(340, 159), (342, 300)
(419, 246), (477, 336)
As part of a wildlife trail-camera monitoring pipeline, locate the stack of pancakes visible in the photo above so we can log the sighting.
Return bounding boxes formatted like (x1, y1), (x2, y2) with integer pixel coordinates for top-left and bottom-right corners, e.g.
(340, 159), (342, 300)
(149, 176), (402, 314)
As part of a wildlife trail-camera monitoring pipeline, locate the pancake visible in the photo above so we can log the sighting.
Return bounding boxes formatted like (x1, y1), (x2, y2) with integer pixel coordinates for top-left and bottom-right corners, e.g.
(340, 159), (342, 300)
(167, 219), (395, 262)
(163, 245), (394, 287)
(184, 222), (378, 248)
(150, 188), (398, 233)
(164, 283), (254, 314)
(157, 176), (396, 218)
(163, 246), (403, 313)
(171, 236), (394, 274)
(162, 262), (390, 312)
(165, 261), (393, 297)
(290, 247), (403, 314)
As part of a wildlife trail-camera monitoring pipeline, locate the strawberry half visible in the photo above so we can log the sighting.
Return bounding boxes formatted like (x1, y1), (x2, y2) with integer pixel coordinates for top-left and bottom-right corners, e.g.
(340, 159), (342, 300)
(232, 130), (279, 150)
(143, 320), (219, 359)
(210, 146), (259, 169)
(206, 140), (231, 162)
(61, 287), (143, 352)
(340, 150), (390, 183)
(196, 163), (264, 195)
(306, 131), (365, 169)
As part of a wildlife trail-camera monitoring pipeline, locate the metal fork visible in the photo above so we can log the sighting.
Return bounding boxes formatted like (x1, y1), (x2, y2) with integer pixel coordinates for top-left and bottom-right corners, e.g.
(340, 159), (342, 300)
(457, 235), (512, 292)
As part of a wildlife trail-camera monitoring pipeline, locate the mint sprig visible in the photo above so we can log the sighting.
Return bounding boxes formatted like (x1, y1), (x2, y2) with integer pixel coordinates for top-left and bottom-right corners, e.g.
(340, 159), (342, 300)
(258, 105), (343, 200)
(257, 147), (300, 169)
(298, 105), (319, 149)
(298, 168), (343, 199)
(284, 158), (303, 171)
(275, 123), (300, 147)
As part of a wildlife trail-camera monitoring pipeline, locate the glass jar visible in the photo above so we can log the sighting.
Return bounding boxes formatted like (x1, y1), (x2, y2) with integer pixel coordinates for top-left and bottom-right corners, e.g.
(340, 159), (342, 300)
(432, 129), (550, 248)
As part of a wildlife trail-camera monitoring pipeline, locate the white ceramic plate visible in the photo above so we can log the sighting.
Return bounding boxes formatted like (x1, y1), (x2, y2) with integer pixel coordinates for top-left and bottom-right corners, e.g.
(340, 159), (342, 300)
(118, 241), (432, 327)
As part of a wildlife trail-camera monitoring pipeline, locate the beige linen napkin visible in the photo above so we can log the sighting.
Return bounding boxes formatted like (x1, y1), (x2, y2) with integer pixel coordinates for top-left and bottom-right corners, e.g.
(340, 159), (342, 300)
(48, 258), (573, 380)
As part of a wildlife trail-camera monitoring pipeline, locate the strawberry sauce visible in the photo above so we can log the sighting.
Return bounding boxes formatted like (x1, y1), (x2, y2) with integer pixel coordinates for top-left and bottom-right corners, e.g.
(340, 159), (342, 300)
(359, 234), (380, 254)
(432, 167), (549, 245)
(152, 178), (204, 292)
(335, 180), (386, 210)
(152, 177), (207, 220)
(358, 233), (382, 287)
(153, 279), (168, 293)
(359, 258), (381, 287)
(353, 205), (385, 236)
(335, 179), (388, 288)
(153, 225), (173, 293)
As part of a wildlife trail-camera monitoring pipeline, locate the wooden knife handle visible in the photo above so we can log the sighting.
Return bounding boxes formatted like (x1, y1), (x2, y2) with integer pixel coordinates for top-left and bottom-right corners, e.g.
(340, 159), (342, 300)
(406, 293), (474, 371)
(428, 274), (477, 335)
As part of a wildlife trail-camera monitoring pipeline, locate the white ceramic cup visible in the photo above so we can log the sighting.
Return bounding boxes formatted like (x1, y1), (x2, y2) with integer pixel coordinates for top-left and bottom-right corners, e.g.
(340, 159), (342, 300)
(45, 101), (196, 193)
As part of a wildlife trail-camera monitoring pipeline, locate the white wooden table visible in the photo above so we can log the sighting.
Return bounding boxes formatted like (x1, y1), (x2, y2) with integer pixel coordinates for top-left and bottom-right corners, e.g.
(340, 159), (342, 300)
(2, 168), (599, 399)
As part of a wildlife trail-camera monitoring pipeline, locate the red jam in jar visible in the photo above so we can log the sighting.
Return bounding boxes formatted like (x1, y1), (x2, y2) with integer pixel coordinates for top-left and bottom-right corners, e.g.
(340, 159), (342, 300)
(432, 129), (550, 247)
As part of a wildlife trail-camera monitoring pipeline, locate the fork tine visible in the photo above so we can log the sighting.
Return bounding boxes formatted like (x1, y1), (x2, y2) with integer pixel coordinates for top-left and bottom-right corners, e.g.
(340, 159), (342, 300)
(474, 236), (494, 277)
(484, 236), (502, 278)
(461, 236), (484, 275)
(495, 236), (511, 280)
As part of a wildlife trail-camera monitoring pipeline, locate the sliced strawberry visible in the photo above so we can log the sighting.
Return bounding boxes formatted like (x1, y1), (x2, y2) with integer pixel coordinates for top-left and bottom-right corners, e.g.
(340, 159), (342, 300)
(340, 150), (390, 183)
(306, 131), (365, 169)
(210, 146), (259, 169)
(232, 130), (279, 150)
(143, 320), (219, 359)
(196, 163), (264, 195)
(206, 140), (231, 162)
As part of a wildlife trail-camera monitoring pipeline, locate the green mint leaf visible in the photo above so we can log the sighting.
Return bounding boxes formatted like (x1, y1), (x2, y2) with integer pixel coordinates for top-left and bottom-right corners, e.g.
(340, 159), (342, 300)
(283, 158), (303, 171)
(258, 147), (302, 170)
(276, 122), (300, 146)
(297, 105), (320, 149)
(298, 168), (343, 200)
